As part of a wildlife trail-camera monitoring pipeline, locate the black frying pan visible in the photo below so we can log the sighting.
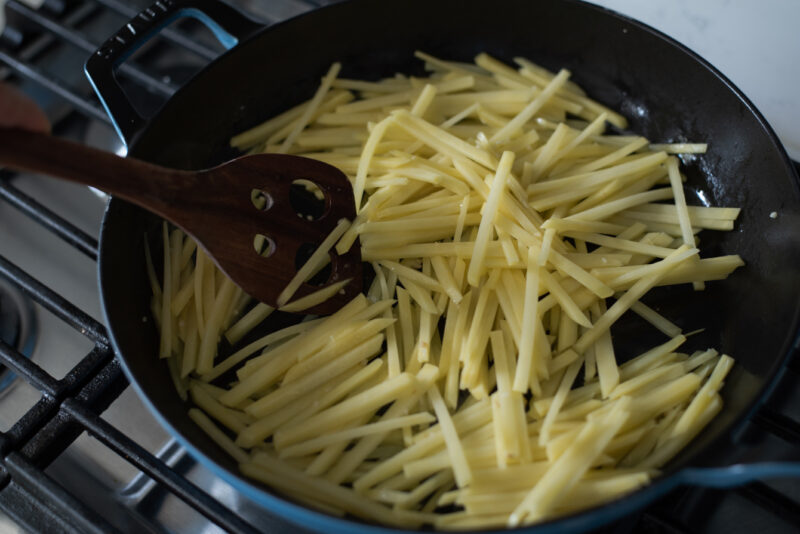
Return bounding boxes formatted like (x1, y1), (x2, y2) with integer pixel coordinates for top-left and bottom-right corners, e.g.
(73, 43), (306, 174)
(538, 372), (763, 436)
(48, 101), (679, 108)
(86, 0), (800, 532)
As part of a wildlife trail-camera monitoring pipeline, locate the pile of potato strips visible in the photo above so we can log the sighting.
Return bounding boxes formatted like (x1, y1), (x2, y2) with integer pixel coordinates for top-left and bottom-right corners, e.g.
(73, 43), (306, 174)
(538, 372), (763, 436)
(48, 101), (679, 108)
(150, 51), (744, 529)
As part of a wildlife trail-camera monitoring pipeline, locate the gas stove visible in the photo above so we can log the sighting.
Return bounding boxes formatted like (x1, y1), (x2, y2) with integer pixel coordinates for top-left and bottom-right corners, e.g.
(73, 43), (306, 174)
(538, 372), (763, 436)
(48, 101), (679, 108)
(0, 1), (799, 533)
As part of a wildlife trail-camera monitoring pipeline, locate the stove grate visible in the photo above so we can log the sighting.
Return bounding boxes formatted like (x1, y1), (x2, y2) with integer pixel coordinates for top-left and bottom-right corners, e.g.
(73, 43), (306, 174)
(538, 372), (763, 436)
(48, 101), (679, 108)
(0, 176), (98, 260)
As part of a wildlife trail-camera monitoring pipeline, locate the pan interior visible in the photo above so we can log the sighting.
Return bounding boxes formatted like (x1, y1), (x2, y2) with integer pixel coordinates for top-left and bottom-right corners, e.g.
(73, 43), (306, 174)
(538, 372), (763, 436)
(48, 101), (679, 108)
(98, 0), (800, 527)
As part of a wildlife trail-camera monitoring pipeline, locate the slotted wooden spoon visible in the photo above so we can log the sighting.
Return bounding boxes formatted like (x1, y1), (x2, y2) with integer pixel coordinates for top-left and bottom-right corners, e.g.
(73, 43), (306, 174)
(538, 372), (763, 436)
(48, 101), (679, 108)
(0, 128), (362, 315)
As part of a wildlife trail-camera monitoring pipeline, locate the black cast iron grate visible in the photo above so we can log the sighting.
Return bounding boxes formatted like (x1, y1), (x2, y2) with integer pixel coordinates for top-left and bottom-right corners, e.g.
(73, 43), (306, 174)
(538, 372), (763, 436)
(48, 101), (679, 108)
(1, 1), (800, 533)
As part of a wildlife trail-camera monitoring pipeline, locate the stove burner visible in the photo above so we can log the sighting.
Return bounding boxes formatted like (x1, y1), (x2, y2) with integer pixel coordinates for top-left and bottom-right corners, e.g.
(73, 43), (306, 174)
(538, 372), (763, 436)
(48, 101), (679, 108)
(0, 282), (37, 394)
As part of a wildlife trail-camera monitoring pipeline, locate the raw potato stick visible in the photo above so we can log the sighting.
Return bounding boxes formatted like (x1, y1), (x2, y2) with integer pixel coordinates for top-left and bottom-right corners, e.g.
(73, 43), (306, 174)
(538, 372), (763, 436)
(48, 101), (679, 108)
(149, 52), (743, 530)
(509, 397), (632, 526)
(277, 218), (352, 306)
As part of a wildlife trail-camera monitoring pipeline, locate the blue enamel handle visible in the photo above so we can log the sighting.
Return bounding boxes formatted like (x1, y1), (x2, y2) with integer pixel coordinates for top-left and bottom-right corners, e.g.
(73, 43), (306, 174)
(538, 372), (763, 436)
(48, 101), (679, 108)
(85, 0), (263, 146)
(550, 461), (800, 534)
(679, 462), (800, 487)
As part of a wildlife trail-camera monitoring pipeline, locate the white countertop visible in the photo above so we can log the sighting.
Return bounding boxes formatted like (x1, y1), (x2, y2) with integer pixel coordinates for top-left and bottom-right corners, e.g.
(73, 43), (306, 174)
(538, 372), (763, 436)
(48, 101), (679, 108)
(589, 0), (800, 161)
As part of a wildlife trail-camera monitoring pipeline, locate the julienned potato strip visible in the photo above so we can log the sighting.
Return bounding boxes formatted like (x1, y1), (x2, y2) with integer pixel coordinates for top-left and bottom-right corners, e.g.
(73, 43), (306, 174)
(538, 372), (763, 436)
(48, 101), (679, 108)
(148, 52), (743, 529)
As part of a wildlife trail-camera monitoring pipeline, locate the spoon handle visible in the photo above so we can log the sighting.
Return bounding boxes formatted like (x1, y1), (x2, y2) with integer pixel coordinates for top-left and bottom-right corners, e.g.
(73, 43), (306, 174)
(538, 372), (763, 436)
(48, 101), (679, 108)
(0, 127), (192, 220)
(0, 126), (364, 314)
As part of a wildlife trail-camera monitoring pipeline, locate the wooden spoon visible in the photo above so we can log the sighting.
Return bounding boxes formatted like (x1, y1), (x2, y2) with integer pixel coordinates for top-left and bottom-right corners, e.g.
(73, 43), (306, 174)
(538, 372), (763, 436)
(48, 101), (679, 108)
(0, 128), (362, 315)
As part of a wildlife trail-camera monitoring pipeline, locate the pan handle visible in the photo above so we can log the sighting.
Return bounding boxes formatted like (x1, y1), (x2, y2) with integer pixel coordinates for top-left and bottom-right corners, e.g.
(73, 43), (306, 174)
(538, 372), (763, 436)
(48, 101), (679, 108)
(84, 0), (263, 146)
(678, 462), (800, 488)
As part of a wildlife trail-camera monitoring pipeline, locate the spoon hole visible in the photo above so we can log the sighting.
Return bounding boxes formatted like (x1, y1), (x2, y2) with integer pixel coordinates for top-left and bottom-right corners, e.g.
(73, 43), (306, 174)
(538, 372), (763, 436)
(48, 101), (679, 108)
(289, 179), (326, 221)
(295, 242), (333, 286)
(251, 189), (274, 211)
(253, 234), (276, 258)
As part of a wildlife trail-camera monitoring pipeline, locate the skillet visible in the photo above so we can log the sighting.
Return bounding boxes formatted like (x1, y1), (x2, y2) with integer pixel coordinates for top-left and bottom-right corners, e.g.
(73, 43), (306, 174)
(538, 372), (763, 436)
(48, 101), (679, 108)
(85, 0), (800, 531)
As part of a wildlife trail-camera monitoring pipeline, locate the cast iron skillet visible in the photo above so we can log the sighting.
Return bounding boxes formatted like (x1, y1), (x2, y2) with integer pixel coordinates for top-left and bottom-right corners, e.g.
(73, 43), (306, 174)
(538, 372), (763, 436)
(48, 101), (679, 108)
(86, 0), (800, 532)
